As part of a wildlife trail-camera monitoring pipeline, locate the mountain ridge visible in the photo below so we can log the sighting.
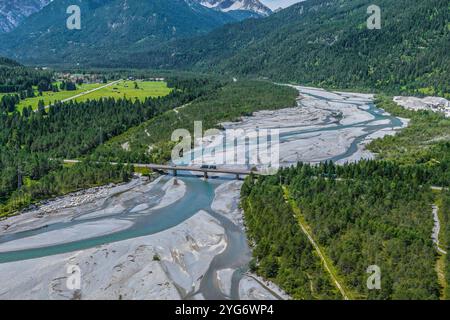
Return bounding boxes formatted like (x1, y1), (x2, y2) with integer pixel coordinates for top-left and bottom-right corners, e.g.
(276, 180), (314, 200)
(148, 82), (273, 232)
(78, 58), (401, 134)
(124, 0), (449, 96)
(0, 0), (242, 64)
(0, 0), (52, 33)
(196, 0), (272, 16)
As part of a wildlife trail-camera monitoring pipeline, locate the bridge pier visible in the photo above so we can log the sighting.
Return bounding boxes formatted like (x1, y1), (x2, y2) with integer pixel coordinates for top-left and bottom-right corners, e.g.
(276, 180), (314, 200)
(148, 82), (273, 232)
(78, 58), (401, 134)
(173, 169), (177, 176)
(204, 171), (208, 179)
(236, 174), (240, 180)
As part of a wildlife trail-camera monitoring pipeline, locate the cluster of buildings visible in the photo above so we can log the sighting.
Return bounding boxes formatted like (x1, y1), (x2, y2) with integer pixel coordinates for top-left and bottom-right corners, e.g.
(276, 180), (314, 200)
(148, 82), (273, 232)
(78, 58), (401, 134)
(56, 73), (106, 84)
(127, 76), (165, 82)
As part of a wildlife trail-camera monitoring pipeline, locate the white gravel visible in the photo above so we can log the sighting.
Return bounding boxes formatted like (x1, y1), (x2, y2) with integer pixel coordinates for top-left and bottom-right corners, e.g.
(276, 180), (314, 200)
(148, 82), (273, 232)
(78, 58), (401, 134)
(0, 219), (133, 253)
(211, 180), (244, 227)
(0, 211), (226, 300)
(394, 96), (450, 117)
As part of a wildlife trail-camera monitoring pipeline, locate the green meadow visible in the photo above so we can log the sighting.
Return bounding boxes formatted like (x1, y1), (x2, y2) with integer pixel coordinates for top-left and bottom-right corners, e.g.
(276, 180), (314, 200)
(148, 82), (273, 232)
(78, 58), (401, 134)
(16, 83), (104, 111)
(13, 80), (171, 112)
(74, 81), (172, 102)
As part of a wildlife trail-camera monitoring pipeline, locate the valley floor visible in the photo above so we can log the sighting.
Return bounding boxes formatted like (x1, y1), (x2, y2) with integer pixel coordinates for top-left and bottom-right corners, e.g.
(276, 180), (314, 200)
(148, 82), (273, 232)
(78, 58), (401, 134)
(0, 85), (416, 300)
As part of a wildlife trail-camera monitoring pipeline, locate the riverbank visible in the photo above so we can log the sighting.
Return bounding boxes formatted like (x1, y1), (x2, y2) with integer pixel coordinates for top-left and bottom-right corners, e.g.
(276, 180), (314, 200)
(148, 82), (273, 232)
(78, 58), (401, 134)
(0, 177), (289, 300)
(0, 176), (151, 235)
(208, 180), (290, 300)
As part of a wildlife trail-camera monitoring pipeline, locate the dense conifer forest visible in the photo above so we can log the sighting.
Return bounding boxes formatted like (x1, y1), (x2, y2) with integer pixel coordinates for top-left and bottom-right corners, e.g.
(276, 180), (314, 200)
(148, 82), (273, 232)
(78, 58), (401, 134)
(242, 160), (447, 299)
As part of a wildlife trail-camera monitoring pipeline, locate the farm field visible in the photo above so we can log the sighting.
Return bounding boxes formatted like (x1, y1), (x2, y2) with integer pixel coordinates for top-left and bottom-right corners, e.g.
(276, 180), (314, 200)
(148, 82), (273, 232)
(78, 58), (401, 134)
(16, 83), (104, 111)
(14, 81), (172, 112)
(74, 81), (172, 102)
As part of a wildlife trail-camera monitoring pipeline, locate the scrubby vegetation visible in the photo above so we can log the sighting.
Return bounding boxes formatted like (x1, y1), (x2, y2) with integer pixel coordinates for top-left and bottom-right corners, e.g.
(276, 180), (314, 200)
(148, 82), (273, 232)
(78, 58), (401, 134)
(368, 96), (450, 186)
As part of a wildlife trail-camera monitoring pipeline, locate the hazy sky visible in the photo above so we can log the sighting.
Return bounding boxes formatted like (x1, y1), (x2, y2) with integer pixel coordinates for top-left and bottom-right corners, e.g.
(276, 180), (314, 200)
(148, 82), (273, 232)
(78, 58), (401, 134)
(260, 0), (305, 10)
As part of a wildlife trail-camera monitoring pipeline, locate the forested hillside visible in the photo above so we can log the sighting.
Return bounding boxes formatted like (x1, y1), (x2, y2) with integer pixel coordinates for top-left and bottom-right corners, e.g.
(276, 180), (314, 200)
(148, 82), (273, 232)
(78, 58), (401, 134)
(3, 0), (447, 96)
(0, 0), (51, 33)
(125, 0), (449, 96)
(0, 0), (240, 65)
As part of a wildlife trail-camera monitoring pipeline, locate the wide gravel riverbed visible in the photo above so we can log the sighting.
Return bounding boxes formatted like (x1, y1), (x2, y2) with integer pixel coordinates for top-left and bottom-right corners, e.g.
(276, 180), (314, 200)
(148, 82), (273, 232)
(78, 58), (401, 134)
(0, 86), (406, 300)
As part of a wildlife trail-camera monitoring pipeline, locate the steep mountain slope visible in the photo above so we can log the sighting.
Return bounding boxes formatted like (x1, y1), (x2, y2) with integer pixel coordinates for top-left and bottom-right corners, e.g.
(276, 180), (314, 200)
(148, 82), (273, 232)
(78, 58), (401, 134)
(197, 0), (272, 16)
(0, 0), (238, 64)
(0, 0), (51, 33)
(129, 0), (449, 95)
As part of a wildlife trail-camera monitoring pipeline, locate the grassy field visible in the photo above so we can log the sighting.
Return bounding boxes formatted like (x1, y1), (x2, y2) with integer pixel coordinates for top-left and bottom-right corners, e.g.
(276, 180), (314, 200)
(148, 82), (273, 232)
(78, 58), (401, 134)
(13, 80), (171, 112)
(16, 83), (104, 111)
(74, 81), (172, 101)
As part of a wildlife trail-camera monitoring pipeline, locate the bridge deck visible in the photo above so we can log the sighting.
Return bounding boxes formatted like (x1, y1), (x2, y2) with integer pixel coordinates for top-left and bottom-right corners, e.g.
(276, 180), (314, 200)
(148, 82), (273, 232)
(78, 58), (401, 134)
(136, 164), (254, 176)
(63, 160), (257, 177)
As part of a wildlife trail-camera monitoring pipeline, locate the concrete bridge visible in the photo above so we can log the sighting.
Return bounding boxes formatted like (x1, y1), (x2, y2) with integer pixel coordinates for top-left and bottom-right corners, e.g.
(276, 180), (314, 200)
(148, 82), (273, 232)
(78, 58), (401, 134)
(63, 160), (257, 180)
